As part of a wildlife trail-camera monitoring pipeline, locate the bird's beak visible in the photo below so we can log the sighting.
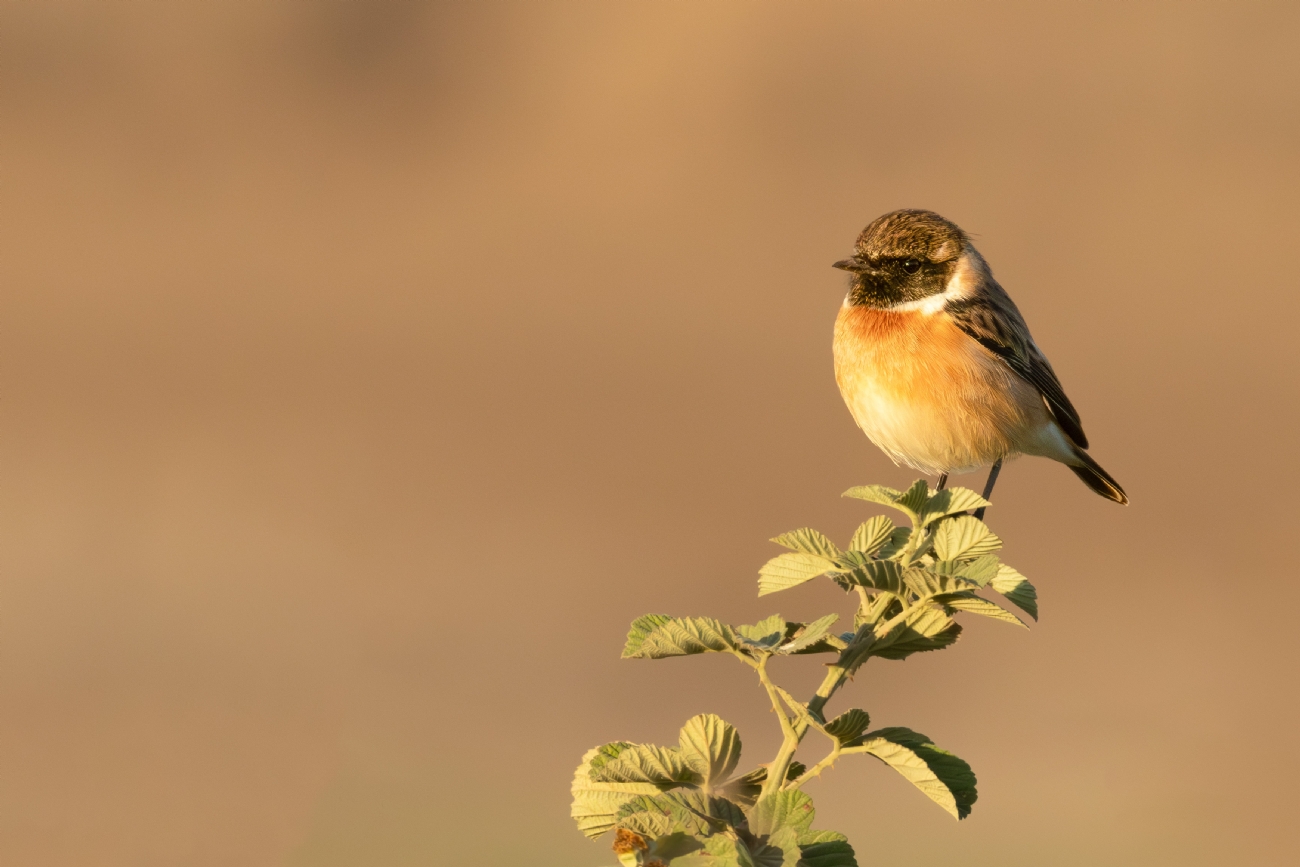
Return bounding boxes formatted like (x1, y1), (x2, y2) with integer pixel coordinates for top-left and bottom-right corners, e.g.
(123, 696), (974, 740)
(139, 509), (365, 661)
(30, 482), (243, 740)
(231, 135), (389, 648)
(833, 255), (874, 273)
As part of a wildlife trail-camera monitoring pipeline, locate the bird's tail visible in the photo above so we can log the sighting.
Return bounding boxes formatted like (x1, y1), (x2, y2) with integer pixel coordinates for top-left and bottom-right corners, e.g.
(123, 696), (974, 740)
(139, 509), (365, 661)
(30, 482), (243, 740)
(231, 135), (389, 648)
(1068, 446), (1129, 505)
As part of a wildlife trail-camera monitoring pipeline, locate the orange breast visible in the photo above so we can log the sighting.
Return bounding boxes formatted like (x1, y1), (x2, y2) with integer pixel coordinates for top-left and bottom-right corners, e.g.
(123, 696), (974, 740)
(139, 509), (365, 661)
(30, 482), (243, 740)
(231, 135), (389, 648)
(833, 304), (1046, 474)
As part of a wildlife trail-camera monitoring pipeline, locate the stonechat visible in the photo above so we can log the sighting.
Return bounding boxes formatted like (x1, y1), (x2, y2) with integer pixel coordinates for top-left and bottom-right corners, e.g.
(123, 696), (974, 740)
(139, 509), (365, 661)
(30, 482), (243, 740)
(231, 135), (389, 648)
(832, 209), (1127, 506)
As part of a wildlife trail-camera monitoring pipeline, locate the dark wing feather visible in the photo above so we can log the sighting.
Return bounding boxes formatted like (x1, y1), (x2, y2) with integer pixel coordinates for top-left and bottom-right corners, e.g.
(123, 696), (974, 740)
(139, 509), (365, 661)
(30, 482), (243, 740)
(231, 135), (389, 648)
(946, 279), (1089, 449)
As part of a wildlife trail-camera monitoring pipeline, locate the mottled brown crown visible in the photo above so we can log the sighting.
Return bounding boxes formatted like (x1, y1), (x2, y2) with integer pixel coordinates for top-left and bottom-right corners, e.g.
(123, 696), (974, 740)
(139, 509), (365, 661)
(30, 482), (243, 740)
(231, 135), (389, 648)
(855, 209), (968, 264)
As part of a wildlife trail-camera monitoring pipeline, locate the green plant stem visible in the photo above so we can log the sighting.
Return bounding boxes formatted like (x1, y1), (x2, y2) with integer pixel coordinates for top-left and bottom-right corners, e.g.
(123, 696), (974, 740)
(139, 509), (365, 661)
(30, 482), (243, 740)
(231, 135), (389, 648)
(754, 655), (796, 743)
(789, 741), (841, 789)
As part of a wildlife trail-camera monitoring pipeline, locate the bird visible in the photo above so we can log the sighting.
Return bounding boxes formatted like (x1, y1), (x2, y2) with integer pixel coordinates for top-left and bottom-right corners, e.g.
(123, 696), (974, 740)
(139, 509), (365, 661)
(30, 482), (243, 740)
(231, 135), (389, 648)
(831, 208), (1127, 510)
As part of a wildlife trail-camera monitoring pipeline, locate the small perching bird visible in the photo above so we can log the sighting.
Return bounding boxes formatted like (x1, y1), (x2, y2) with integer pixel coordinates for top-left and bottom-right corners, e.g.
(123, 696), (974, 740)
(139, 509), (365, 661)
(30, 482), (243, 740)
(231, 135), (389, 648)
(832, 209), (1127, 507)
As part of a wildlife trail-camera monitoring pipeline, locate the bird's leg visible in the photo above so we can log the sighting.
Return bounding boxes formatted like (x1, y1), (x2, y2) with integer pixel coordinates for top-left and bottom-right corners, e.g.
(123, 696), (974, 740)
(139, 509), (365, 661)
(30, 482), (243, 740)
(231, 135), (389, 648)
(972, 459), (1002, 521)
(935, 473), (948, 491)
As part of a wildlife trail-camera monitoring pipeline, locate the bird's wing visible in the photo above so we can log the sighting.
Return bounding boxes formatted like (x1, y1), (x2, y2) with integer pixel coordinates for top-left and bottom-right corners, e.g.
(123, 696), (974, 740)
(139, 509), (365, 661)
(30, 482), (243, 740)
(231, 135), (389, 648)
(946, 280), (1089, 449)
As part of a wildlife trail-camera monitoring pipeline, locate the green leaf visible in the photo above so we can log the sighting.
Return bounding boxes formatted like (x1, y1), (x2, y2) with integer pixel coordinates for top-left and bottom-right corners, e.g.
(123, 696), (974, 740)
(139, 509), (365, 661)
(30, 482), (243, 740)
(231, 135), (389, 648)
(920, 487), (989, 525)
(747, 789), (815, 836)
(846, 727), (978, 819)
(896, 479), (931, 516)
(841, 484), (903, 508)
(771, 528), (842, 560)
(572, 744), (671, 840)
(823, 709), (871, 745)
(759, 552), (837, 596)
(839, 559), (905, 594)
(736, 615), (787, 651)
(679, 715), (743, 789)
(901, 567), (977, 599)
(847, 515), (894, 555)
(591, 743), (701, 787)
(778, 614), (840, 654)
(938, 593), (1027, 628)
(957, 554), (1001, 587)
(990, 564), (1039, 620)
(623, 616), (740, 659)
(615, 790), (745, 838)
(796, 831), (858, 867)
(932, 515), (1002, 560)
(623, 614), (673, 658)
(870, 605), (962, 660)
(877, 526), (913, 560)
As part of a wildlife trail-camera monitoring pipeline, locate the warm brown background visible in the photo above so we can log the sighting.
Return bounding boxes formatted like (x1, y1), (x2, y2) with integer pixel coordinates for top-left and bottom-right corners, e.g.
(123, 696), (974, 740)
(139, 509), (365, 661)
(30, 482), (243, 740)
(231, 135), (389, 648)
(3, 2), (1298, 865)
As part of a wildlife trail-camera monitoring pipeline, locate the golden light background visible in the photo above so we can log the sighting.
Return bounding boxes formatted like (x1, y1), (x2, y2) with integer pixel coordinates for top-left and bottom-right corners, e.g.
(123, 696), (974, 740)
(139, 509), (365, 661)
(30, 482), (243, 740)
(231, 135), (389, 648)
(4, 3), (1299, 865)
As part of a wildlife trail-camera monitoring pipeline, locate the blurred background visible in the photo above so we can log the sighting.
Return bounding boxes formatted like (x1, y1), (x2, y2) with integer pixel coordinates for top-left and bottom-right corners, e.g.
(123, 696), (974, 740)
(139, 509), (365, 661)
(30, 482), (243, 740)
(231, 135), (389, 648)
(3, 2), (1298, 865)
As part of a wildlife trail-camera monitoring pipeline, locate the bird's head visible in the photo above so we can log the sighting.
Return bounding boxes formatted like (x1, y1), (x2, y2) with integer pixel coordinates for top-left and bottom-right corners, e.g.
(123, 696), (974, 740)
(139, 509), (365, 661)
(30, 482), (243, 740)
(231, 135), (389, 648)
(834, 209), (970, 309)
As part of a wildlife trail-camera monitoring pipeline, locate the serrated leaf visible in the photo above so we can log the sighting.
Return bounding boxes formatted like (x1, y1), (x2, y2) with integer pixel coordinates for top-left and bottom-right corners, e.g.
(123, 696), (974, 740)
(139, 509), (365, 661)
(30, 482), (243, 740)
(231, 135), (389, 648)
(920, 487), (990, 525)
(990, 564), (1038, 620)
(759, 552), (837, 596)
(778, 616), (847, 655)
(623, 614), (673, 658)
(736, 615), (787, 650)
(957, 554), (1001, 587)
(616, 790), (745, 838)
(679, 715), (742, 788)
(840, 559), (905, 594)
(797, 832), (858, 867)
(901, 567), (976, 599)
(932, 515), (1002, 560)
(938, 593), (1027, 628)
(748, 789), (816, 836)
(896, 479), (931, 516)
(823, 709), (871, 745)
(870, 605), (962, 660)
(848, 515), (894, 555)
(877, 526), (913, 560)
(778, 614), (840, 654)
(572, 744), (670, 839)
(592, 743), (701, 786)
(771, 528), (842, 560)
(846, 727), (978, 819)
(624, 616), (739, 659)
(841, 484), (903, 508)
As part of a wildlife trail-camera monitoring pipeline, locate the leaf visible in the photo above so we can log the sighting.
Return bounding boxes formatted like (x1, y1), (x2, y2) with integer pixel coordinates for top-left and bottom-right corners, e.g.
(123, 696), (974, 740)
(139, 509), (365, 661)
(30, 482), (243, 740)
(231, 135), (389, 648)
(896, 479), (931, 516)
(990, 564), (1039, 620)
(771, 528), (842, 561)
(846, 727), (978, 819)
(932, 515), (1002, 560)
(623, 614), (673, 658)
(615, 790), (745, 838)
(957, 554), (1001, 587)
(736, 615), (787, 651)
(758, 552), (837, 596)
(572, 744), (671, 840)
(848, 515), (894, 555)
(778, 614), (840, 654)
(796, 831), (858, 867)
(841, 484), (903, 508)
(823, 708), (871, 745)
(870, 605), (962, 660)
(623, 616), (740, 659)
(938, 593), (1027, 628)
(877, 526), (913, 560)
(920, 487), (989, 525)
(679, 715), (743, 789)
(901, 567), (977, 599)
(747, 789), (816, 836)
(839, 559), (905, 594)
(591, 743), (701, 786)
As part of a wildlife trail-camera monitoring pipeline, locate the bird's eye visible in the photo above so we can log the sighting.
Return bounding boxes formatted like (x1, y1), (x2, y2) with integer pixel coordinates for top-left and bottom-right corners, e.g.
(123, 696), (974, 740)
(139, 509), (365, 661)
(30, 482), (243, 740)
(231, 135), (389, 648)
(901, 258), (922, 275)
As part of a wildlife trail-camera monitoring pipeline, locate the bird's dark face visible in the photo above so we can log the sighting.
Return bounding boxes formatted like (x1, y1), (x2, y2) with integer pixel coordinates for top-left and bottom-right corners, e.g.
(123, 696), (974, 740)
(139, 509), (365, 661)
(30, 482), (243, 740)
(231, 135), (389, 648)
(834, 209), (969, 309)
